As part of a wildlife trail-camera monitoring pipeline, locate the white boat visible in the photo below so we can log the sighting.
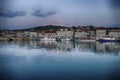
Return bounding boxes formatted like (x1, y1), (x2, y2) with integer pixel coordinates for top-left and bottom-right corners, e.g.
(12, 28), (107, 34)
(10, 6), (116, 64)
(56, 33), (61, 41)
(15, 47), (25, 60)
(40, 37), (56, 41)
(59, 37), (71, 41)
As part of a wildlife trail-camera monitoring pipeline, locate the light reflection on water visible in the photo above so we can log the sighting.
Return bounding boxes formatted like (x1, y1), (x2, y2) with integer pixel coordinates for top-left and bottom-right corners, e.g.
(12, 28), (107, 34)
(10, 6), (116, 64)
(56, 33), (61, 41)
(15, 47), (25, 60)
(0, 41), (120, 80)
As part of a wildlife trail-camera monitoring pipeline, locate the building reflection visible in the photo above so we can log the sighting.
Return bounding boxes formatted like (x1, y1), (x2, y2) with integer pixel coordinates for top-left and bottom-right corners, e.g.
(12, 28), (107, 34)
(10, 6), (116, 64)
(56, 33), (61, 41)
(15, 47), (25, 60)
(75, 42), (96, 52)
(26, 41), (120, 55)
(95, 42), (120, 55)
(37, 41), (58, 50)
(27, 41), (75, 52)
(0, 41), (120, 65)
(5, 41), (120, 55)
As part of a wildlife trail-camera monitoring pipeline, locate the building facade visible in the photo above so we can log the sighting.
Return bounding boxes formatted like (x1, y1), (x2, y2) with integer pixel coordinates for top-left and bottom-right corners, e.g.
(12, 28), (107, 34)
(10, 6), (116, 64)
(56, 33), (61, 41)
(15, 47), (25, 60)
(16, 31), (25, 38)
(75, 29), (95, 39)
(108, 29), (120, 38)
(57, 28), (74, 39)
(96, 28), (106, 40)
(43, 30), (57, 38)
(29, 32), (37, 40)
(4, 31), (16, 38)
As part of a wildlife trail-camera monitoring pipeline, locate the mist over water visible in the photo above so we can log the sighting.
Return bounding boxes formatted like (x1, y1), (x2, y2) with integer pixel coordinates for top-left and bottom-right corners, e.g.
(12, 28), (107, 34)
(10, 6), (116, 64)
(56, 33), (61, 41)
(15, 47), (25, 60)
(0, 41), (120, 80)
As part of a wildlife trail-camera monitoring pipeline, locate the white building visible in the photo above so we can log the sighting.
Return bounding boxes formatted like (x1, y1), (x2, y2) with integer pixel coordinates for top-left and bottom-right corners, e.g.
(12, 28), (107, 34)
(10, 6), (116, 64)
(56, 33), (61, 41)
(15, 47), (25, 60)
(57, 28), (73, 39)
(4, 31), (16, 38)
(37, 31), (44, 38)
(24, 31), (30, 38)
(29, 32), (37, 40)
(108, 29), (120, 38)
(16, 31), (25, 38)
(43, 30), (57, 38)
(75, 29), (94, 38)
(96, 28), (106, 40)
(75, 31), (88, 38)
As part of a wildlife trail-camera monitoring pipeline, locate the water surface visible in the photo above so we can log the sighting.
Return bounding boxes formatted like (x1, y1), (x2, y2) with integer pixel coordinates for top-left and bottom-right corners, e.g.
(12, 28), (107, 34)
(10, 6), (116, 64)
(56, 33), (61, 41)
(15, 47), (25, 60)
(0, 41), (120, 80)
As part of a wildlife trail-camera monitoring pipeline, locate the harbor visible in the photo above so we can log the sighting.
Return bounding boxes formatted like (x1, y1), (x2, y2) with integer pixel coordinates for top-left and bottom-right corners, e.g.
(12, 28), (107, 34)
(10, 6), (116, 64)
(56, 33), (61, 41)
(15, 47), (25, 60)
(0, 0), (120, 80)
(0, 26), (120, 42)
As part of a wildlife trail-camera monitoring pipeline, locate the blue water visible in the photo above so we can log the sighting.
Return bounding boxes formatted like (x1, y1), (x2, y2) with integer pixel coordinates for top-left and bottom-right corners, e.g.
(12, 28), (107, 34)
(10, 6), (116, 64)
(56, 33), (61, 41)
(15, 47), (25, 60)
(0, 41), (120, 80)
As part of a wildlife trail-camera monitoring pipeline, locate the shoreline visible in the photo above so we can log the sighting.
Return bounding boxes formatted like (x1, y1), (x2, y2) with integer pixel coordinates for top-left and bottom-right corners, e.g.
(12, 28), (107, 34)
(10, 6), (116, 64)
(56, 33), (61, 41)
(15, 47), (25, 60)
(0, 37), (26, 41)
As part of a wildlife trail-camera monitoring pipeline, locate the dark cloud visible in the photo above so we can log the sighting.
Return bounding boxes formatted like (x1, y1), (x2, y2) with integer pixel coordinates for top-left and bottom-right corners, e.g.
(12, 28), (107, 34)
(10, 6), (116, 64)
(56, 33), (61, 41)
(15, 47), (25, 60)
(32, 9), (56, 18)
(0, 9), (26, 18)
(110, 0), (120, 24)
(110, 0), (120, 9)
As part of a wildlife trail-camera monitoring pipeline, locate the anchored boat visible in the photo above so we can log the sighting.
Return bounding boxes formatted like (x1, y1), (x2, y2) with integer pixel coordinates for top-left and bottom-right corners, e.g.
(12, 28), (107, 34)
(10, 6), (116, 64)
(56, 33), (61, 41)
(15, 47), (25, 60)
(99, 38), (120, 42)
(57, 37), (71, 41)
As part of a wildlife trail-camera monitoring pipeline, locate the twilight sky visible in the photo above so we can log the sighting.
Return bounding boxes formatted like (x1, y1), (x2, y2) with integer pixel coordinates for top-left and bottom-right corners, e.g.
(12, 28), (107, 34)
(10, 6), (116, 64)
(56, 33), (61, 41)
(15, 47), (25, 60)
(0, 0), (120, 29)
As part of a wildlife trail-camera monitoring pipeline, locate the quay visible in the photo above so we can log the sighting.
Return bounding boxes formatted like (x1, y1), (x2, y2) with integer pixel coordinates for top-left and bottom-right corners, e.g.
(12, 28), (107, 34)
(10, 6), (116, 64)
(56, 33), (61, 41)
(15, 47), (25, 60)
(0, 37), (25, 41)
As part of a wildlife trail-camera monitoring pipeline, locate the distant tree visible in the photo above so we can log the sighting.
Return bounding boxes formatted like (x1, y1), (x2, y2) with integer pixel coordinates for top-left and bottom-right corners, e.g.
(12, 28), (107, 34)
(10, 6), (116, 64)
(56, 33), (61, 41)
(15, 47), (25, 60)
(88, 25), (95, 30)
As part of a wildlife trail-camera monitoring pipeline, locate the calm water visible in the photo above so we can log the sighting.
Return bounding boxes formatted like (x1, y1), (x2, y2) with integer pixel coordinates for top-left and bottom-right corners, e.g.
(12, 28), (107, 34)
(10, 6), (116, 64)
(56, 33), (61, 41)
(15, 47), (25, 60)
(0, 41), (120, 80)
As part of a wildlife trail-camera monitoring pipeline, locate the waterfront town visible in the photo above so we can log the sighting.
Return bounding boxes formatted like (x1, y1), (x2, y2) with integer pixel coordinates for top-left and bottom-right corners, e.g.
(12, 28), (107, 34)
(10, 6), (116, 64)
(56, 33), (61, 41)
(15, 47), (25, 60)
(0, 25), (120, 42)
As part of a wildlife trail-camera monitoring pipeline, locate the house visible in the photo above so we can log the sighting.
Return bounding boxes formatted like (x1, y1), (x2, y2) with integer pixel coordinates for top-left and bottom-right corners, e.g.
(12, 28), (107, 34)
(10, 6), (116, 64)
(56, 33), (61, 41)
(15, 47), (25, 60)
(75, 29), (95, 39)
(107, 28), (120, 38)
(89, 30), (96, 38)
(43, 30), (57, 38)
(29, 32), (37, 40)
(75, 30), (87, 38)
(4, 31), (16, 38)
(37, 31), (44, 38)
(57, 28), (73, 39)
(96, 28), (106, 40)
(24, 31), (30, 38)
(16, 31), (25, 38)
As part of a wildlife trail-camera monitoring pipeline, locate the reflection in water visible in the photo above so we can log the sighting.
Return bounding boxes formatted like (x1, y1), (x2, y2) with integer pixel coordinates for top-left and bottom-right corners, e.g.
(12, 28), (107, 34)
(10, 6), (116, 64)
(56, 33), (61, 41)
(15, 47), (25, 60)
(95, 42), (120, 55)
(6, 41), (119, 55)
(23, 41), (120, 55)
(0, 41), (120, 80)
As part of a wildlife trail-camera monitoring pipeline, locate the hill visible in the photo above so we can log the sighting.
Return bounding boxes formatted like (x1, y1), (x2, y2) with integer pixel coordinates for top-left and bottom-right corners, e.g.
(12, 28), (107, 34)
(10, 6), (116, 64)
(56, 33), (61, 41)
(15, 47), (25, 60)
(13, 25), (69, 31)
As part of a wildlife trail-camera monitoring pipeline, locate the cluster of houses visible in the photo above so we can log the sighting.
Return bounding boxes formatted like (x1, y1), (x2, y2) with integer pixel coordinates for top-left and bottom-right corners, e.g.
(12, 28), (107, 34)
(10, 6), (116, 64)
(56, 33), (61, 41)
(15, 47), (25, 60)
(0, 27), (120, 41)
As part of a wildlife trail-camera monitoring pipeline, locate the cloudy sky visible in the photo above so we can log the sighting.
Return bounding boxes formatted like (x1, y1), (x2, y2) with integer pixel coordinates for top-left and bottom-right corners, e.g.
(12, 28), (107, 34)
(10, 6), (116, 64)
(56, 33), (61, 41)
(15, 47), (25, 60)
(0, 0), (120, 29)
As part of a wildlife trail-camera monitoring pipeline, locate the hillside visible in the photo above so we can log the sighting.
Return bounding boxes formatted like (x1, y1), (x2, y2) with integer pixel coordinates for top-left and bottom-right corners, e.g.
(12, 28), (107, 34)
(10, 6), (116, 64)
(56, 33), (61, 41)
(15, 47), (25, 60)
(13, 25), (69, 31)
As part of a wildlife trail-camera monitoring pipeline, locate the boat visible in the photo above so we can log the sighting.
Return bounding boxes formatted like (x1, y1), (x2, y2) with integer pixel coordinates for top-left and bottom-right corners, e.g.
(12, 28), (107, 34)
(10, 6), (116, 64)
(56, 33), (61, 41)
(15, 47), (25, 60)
(99, 38), (120, 42)
(40, 37), (56, 41)
(58, 37), (71, 41)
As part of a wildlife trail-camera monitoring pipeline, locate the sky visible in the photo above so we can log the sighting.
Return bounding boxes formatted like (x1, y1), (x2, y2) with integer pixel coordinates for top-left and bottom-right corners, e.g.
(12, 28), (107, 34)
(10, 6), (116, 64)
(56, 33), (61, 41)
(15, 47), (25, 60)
(0, 0), (120, 29)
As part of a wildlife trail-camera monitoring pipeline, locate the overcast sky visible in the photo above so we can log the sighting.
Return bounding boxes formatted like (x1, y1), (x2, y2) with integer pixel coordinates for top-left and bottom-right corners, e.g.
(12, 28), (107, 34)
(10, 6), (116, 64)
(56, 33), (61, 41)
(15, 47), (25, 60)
(0, 0), (120, 29)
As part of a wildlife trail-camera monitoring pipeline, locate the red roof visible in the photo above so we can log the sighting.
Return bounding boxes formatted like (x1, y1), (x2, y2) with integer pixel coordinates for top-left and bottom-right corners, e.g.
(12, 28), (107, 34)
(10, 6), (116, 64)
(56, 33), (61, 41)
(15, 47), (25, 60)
(44, 30), (57, 33)
(96, 27), (106, 30)
(107, 28), (120, 30)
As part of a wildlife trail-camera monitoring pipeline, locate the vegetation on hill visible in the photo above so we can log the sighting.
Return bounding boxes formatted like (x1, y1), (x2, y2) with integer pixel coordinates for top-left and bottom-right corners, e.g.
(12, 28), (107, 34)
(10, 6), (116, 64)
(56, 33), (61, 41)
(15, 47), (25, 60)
(0, 25), (120, 31)
(12, 25), (69, 31)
